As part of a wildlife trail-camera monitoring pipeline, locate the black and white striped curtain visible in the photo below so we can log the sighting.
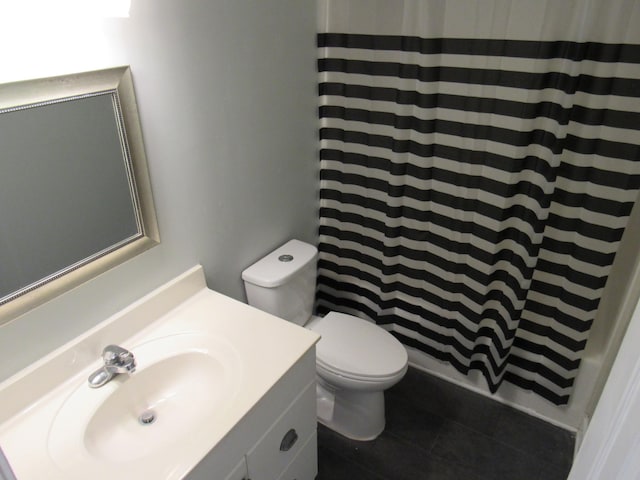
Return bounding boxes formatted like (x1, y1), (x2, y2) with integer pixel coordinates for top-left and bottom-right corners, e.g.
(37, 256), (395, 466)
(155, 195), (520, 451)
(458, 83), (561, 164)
(316, 0), (640, 405)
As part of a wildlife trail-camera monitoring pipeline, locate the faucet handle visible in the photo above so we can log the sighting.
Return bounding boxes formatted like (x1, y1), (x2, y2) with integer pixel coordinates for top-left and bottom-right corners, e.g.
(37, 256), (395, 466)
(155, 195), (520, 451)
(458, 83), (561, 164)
(102, 344), (135, 369)
(89, 345), (136, 388)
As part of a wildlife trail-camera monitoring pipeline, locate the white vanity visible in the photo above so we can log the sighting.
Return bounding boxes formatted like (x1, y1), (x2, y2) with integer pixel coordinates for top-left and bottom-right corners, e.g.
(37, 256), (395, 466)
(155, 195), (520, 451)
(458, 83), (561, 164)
(0, 266), (320, 480)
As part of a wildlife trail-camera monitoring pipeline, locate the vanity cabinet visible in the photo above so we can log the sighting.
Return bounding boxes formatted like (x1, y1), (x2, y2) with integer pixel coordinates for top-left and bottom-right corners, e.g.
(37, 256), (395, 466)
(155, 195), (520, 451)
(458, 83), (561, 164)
(188, 348), (318, 480)
(245, 381), (316, 480)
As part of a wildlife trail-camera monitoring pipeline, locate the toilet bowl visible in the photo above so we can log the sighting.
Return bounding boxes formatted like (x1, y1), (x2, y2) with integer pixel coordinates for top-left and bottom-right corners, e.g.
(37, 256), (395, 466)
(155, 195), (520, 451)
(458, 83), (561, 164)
(242, 240), (408, 440)
(308, 312), (408, 439)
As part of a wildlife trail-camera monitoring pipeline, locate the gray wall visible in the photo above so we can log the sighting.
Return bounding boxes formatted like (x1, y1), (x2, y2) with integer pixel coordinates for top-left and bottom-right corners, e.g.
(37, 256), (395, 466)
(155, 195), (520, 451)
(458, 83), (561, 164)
(0, 0), (318, 382)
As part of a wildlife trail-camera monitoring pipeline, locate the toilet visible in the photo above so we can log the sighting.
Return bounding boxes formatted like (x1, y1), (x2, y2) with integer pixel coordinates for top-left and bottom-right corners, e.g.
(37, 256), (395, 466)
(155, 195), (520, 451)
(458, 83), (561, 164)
(242, 239), (408, 440)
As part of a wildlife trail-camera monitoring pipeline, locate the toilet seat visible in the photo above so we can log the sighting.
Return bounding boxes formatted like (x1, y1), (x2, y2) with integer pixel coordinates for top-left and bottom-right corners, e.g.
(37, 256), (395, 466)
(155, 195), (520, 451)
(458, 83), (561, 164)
(308, 312), (408, 382)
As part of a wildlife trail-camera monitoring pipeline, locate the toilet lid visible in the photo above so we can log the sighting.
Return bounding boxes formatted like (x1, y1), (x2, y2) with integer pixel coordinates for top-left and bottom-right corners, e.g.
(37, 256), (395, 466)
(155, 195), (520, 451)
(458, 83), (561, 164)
(308, 312), (408, 380)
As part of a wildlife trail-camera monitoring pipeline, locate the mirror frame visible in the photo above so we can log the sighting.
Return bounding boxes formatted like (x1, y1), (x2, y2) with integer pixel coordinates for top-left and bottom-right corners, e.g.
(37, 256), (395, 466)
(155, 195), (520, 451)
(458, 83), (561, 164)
(0, 66), (159, 325)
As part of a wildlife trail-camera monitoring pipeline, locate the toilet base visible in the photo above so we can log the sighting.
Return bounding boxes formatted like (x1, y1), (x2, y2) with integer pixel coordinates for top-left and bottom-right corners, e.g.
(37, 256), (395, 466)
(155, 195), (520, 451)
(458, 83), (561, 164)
(316, 378), (385, 441)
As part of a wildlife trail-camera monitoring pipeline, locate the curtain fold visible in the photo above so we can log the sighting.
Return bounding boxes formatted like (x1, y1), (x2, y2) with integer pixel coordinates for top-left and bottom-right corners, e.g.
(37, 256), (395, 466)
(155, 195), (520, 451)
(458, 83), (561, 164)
(316, 0), (640, 405)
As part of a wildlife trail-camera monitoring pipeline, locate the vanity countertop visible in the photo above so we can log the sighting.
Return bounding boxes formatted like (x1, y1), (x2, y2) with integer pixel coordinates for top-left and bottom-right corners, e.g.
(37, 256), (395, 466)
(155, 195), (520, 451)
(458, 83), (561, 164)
(0, 266), (319, 479)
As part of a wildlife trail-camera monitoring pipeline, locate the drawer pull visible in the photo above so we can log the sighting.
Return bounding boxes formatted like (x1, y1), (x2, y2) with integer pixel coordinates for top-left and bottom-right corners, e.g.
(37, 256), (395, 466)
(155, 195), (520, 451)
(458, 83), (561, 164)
(279, 428), (298, 452)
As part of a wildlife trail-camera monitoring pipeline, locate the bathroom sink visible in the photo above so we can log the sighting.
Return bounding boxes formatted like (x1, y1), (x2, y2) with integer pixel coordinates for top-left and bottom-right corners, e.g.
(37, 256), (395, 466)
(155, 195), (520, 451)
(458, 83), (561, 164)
(0, 267), (320, 480)
(47, 332), (242, 470)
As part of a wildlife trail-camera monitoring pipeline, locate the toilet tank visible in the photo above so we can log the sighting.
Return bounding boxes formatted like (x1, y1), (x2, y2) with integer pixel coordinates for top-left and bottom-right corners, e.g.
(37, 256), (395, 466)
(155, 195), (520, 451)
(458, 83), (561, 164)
(241, 239), (318, 326)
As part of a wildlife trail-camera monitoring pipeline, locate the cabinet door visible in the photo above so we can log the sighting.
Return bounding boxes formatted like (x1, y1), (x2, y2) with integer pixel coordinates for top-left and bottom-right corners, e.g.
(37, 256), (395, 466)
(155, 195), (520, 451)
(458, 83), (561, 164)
(223, 457), (248, 480)
(246, 382), (316, 480)
(276, 433), (317, 480)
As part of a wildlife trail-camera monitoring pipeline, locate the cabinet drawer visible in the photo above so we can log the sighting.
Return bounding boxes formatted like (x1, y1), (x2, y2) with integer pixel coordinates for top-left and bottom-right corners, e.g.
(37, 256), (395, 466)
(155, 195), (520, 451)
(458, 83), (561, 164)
(246, 381), (316, 480)
(276, 433), (317, 480)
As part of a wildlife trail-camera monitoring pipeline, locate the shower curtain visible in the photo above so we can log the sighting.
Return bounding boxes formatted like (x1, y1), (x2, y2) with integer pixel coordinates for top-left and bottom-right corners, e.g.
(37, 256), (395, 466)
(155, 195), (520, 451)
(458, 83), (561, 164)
(316, 0), (640, 405)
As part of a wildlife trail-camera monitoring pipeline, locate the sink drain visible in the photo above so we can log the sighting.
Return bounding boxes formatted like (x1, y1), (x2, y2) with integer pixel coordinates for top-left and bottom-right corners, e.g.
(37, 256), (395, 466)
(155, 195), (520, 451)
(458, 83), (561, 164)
(138, 410), (157, 426)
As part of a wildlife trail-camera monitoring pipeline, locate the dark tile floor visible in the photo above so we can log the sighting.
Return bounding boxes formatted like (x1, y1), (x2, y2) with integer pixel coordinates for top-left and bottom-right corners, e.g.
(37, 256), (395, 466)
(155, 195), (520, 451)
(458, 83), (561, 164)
(317, 367), (575, 480)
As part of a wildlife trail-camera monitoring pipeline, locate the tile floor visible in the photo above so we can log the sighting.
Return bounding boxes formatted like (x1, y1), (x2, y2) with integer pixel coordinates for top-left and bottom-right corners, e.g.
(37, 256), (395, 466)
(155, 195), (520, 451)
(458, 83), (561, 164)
(316, 367), (575, 480)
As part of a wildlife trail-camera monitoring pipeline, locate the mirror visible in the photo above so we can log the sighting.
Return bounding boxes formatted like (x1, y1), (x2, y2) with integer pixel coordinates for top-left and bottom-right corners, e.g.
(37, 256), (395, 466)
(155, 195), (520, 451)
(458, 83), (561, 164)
(0, 66), (159, 325)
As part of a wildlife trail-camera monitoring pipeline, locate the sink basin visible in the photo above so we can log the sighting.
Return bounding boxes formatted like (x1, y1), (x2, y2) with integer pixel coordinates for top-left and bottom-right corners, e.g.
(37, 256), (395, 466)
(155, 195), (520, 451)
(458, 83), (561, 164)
(48, 332), (241, 470)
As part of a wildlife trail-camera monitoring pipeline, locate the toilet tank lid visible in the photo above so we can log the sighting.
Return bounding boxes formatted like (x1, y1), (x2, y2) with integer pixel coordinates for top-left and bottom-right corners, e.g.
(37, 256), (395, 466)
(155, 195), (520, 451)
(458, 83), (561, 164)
(241, 239), (318, 288)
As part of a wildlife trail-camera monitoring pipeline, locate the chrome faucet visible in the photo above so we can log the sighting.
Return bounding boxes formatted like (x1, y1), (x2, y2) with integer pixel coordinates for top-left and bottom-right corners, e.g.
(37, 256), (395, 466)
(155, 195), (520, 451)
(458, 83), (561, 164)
(87, 345), (136, 388)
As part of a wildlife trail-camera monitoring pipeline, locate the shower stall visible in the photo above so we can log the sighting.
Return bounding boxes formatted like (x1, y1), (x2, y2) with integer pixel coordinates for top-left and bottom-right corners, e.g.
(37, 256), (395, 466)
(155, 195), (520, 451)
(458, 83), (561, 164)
(316, 0), (640, 433)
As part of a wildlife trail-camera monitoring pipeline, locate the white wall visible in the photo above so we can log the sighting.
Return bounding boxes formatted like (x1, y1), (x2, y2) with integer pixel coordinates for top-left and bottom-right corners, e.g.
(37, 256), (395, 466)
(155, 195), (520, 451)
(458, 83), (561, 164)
(569, 278), (640, 479)
(581, 191), (640, 419)
(0, 0), (318, 383)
